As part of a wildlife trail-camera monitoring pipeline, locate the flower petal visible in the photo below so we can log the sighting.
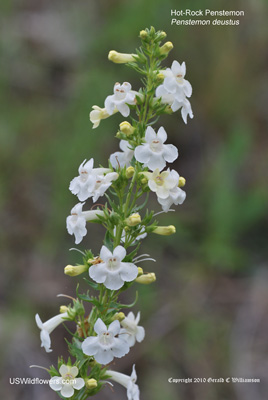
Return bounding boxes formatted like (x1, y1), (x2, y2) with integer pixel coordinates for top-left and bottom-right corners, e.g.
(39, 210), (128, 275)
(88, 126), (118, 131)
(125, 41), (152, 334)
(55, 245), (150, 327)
(157, 127), (167, 143)
(120, 263), (138, 282)
(104, 95), (115, 115)
(61, 384), (74, 398)
(134, 145), (151, 164)
(108, 320), (120, 336)
(59, 365), (69, 377)
(89, 263), (107, 284)
(136, 326), (145, 342)
(162, 144), (178, 163)
(94, 318), (107, 335)
(82, 336), (100, 356)
(117, 102), (130, 117)
(94, 348), (114, 365)
(49, 376), (63, 391)
(111, 337), (130, 358)
(145, 126), (157, 142)
(163, 76), (177, 94)
(113, 245), (126, 261)
(103, 274), (124, 290)
(69, 366), (79, 378)
(147, 153), (166, 171)
(35, 314), (43, 330)
(72, 377), (85, 390)
(100, 245), (112, 261)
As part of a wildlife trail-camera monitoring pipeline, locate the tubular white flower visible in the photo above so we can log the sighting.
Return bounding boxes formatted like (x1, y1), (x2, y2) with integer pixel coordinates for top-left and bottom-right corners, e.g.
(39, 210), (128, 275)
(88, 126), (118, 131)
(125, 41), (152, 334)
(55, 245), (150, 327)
(107, 365), (140, 400)
(69, 158), (112, 202)
(157, 186), (186, 212)
(49, 365), (85, 398)
(104, 82), (136, 117)
(134, 126), (178, 171)
(142, 168), (179, 199)
(156, 86), (193, 124)
(92, 172), (119, 202)
(120, 312), (145, 347)
(66, 203), (105, 244)
(110, 140), (134, 169)
(160, 60), (192, 100)
(89, 245), (138, 290)
(81, 318), (130, 364)
(89, 106), (112, 129)
(35, 312), (68, 353)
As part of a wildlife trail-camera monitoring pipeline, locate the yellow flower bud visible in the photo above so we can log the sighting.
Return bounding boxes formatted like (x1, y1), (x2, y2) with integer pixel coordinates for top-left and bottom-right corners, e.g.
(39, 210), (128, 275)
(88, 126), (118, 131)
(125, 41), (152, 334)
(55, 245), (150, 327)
(137, 267), (143, 276)
(85, 378), (98, 389)
(113, 312), (125, 322)
(125, 213), (141, 227)
(60, 306), (69, 314)
(159, 41), (174, 55)
(153, 225), (176, 236)
(136, 272), (156, 284)
(139, 30), (148, 40)
(178, 177), (186, 187)
(108, 50), (136, 64)
(119, 121), (135, 135)
(157, 72), (165, 83)
(126, 166), (135, 179)
(64, 264), (88, 277)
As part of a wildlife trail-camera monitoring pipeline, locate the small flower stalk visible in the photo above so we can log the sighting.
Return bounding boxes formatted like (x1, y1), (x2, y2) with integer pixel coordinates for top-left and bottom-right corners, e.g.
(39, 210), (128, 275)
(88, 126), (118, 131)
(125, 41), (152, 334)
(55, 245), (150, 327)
(34, 27), (194, 400)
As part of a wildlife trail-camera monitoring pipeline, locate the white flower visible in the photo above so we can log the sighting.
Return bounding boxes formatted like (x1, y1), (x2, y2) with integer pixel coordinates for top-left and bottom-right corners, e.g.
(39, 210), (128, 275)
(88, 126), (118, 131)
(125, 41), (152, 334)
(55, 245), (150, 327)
(155, 60), (193, 124)
(157, 185), (186, 212)
(143, 168), (179, 199)
(105, 82), (136, 117)
(69, 158), (112, 202)
(156, 86), (193, 124)
(160, 60), (192, 101)
(110, 140), (134, 169)
(81, 318), (129, 364)
(49, 365), (85, 398)
(107, 365), (140, 400)
(66, 203), (105, 244)
(120, 312), (145, 347)
(89, 106), (112, 129)
(89, 245), (138, 290)
(92, 172), (119, 202)
(134, 126), (178, 171)
(35, 312), (68, 353)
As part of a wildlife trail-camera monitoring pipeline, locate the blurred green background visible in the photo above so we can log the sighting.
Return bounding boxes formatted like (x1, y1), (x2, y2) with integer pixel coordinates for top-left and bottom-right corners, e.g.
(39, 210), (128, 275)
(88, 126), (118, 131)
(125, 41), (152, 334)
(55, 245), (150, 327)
(1, 0), (268, 399)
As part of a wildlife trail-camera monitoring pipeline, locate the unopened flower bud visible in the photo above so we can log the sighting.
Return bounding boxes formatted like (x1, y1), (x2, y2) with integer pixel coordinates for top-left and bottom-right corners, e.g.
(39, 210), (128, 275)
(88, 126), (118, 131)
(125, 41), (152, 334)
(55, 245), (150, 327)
(139, 30), (148, 40)
(119, 121), (135, 135)
(153, 225), (176, 236)
(125, 213), (141, 227)
(178, 177), (186, 187)
(141, 178), (148, 184)
(157, 72), (165, 83)
(159, 31), (167, 40)
(126, 166), (135, 178)
(113, 312), (125, 322)
(136, 272), (156, 284)
(159, 41), (173, 55)
(137, 267), (143, 276)
(64, 264), (88, 277)
(86, 378), (98, 389)
(108, 50), (136, 64)
(60, 306), (69, 314)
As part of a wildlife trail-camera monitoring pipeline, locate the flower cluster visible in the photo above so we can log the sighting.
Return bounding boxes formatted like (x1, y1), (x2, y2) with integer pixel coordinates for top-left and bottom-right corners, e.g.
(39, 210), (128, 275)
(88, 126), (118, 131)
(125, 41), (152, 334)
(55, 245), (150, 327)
(34, 27), (193, 400)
